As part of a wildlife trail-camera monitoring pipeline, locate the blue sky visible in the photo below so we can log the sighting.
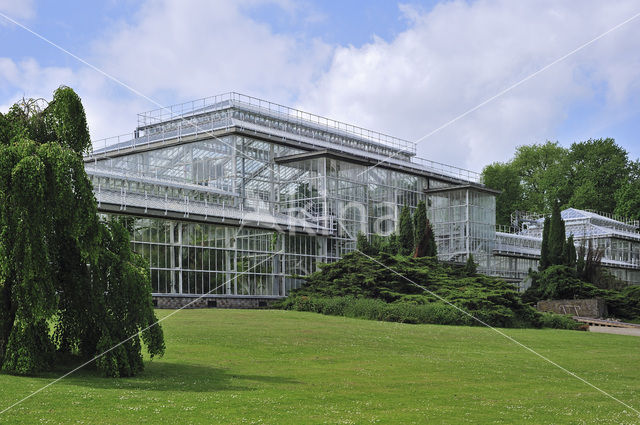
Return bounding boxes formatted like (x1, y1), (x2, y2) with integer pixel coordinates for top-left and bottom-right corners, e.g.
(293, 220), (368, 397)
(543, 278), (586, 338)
(1, 0), (639, 170)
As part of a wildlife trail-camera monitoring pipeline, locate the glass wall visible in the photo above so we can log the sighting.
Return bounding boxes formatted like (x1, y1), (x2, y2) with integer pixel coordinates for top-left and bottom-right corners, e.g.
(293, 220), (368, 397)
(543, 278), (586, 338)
(427, 187), (496, 269)
(122, 215), (322, 296)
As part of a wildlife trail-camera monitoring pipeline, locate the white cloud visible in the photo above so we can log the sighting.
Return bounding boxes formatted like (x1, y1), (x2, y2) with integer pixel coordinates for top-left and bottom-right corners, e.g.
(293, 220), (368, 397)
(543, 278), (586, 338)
(297, 0), (640, 170)
(1, 0), (332, 142)
(0, 0), (35, 20)
(91, 0), (331, 108)
(2, 0), (640, 171)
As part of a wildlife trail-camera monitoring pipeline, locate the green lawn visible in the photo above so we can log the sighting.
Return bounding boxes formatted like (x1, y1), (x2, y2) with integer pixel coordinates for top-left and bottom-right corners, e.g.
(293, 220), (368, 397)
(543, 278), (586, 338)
(1, 309), (640, 424)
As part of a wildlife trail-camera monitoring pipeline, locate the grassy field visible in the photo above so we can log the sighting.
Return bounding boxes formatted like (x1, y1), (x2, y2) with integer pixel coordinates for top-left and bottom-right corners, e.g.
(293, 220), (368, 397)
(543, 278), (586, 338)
(1, 309), (640, 424)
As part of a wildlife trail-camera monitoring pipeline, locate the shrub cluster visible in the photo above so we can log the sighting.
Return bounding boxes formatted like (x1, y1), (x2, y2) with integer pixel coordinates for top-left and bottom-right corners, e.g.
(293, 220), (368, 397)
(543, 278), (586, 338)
(524, 265), (640, 321)
(278, 296), (580, 330)
(280, 252), (581, 330)
(279, 296), (471, 326)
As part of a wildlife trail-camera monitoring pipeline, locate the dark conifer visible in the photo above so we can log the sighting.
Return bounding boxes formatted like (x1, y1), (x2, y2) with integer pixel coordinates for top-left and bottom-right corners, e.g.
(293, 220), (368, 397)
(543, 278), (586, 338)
(398, 206), (414, 256)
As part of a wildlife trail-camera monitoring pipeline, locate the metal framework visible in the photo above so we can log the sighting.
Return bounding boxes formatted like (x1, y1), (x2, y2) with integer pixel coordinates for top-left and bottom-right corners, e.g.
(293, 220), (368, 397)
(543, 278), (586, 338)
(85, 93), (640, 298)
(494, 208), (640, 287)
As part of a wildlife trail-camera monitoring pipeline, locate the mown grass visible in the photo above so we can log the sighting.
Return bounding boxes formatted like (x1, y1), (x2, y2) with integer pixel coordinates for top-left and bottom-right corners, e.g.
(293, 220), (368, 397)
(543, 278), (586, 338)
(1, 309), (639, 424)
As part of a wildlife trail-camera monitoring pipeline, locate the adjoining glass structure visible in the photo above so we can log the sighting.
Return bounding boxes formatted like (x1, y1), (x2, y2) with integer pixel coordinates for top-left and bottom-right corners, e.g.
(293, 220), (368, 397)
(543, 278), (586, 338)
(426, 185), (497, 272)
(495, 208), (640, 289)
(85, 93), (640, 300)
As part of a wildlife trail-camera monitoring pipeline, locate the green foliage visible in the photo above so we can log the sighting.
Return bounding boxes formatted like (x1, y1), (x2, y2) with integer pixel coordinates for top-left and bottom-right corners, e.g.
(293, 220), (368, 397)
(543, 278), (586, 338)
(576, 243), (585, 277)
(86, 221), (165, 377)
(464, 254), (477, 275)
(425, 219), (437, 258)
(567, 139), (629, 213)
(45, 86), (92, 154)
(413, 201), (426, 252)
(539, 203), (572, 271)
(288, 252), (576, 329)
(0, 88), (163, 376)
(548, 202), (566, 266)
(481, 162), (522, 226)
(614, 161), (640, 221)
(539, 217), (551, 271)
(482, 139), (636, 220)
(579, 240), (604, 285)
(523, 266), (602, 302)
(564, 235), (576, 268)
(537, 312), (582, 330)
(523, 265), (640, 321)
(413, 201), (437, 258)
(398, 206), (414, 256)
(279, 296), (473, 326)
(510, 142), (570, 213)
(356, 232), (375, 256)
(379, 233), (399, 255)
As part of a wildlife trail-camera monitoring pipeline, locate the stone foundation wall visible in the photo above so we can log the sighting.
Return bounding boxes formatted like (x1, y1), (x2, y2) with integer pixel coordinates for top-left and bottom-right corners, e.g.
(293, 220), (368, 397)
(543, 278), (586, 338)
(153, 295), (280, 309)
(537, 298), (607, 318)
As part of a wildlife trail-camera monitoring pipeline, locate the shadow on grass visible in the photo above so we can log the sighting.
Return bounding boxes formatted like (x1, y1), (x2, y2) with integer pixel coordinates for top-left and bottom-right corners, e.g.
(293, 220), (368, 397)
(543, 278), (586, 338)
(8, 361), (300, 393)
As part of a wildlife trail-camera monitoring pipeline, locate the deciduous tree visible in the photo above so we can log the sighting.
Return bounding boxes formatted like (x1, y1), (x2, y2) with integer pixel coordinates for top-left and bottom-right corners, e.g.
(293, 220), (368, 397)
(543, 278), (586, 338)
(0, 87), (164, 376)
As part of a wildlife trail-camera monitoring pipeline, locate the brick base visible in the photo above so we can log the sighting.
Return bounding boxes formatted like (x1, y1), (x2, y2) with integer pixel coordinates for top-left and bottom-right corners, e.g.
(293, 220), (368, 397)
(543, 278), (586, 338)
(153, 294), (281, 309)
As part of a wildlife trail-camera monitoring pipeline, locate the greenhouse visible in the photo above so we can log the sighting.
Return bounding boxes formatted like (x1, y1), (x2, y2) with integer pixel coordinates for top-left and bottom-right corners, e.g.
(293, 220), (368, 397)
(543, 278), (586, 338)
(84, 93), (640, 305)
(500, 208), (640, 288)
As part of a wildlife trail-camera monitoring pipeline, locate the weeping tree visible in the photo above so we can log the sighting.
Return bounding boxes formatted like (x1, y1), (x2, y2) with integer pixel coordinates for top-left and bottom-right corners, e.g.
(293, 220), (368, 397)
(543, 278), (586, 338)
(0, 87), (164, 376)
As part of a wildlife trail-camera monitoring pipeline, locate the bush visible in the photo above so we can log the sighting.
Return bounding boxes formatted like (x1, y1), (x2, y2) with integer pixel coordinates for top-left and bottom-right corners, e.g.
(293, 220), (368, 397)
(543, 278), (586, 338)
(523, 265), (640, 322)
(537, 312), (582, 330)
(279, 296), (581, 328)
(280, 252), (586, 329)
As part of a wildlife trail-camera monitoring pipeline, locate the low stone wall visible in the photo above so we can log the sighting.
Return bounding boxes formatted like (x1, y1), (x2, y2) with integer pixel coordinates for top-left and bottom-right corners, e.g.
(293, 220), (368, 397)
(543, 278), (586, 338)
(537, 298), (607, 318)
(153, 295), (281, 309)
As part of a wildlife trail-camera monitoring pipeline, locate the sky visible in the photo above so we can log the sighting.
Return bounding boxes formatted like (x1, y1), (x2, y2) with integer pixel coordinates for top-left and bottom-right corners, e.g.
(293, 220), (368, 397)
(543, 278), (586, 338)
(1, 0), (639, 172)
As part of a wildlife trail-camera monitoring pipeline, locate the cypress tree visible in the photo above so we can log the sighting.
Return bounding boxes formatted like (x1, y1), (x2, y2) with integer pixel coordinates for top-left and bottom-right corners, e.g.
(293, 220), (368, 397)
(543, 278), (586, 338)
(398, 206), (414, 256)
(413, 201), (437, 258)
(425, 218), (438, 258)
(548, 201), (566, 266)
(464, 253), (477, 275)
(413, 201), (427, 251)
(565, 234), (577, 267)
(539, 216), (551, 270)
(381, 233), (399, 254)
(576, 243), (586, 277)
(356, 232), (375, 256)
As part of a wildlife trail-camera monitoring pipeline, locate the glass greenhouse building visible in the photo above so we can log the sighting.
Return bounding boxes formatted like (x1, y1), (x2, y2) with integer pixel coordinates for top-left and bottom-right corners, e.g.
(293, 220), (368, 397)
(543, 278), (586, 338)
(84, 93), (640, 306)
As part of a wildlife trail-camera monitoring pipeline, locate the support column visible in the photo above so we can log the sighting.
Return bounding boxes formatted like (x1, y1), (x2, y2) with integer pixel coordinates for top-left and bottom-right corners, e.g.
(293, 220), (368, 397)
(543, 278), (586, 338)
(177, 222), (183, 294)
(465, 189), (470, 259)
(224, 227), (233, 295)
(170, 221), (176, 293)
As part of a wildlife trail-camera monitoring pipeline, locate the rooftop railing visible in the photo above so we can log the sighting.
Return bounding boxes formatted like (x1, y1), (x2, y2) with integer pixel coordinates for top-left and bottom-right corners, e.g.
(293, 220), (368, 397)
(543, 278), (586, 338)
(137, 92), (417, 156)
(88, 92), (482, 184)
(413, 156), (480, 183)
(583, 209), (640, 228)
